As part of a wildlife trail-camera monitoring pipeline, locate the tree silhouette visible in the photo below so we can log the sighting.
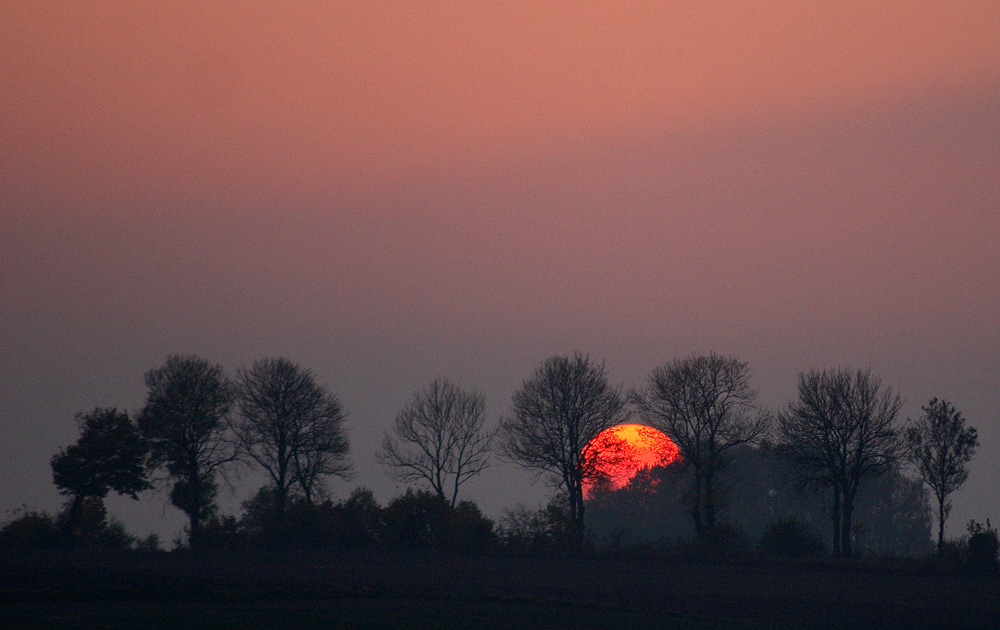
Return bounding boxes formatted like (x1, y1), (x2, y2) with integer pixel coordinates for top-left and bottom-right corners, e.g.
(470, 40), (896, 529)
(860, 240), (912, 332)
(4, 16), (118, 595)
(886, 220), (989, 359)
(378, 378), (495, 506)
(50, 407), (149, 539)
(631, 353), (768, 541)
(776, 368), (903, 558)
(905, 398), (979, 550)
(500, 353), (626, 542)
(138, 355), (236, 546)
(234, 358), (351, 521)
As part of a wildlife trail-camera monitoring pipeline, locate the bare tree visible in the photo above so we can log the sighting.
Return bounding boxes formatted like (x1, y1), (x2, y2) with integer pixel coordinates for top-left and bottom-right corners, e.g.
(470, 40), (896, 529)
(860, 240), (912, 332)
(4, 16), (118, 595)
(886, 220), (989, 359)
(234, 358), (352, 521)
(631, 353), (768, 540)
(138, 355), (236, 545)
(294, 403), (352, 504)
(377, 378), (495, 507)
(775, 368), (903, 558)
(906, 398), (979, 550)
(500, 353), (626, 540)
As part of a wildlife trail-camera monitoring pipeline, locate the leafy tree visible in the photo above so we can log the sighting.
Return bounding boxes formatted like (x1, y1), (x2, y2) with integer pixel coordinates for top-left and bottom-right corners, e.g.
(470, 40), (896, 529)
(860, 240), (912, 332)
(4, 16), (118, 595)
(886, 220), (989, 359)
(905, 398), (979, 550)
(776, 368), (904, 558)
(234, 358), (351, 522)
(378, 378), (495, 506)
(50, 407), (149, 537)
(500, 353), (626, 542)
(138, 355), (237, 545)
(631, 353), (768, 540)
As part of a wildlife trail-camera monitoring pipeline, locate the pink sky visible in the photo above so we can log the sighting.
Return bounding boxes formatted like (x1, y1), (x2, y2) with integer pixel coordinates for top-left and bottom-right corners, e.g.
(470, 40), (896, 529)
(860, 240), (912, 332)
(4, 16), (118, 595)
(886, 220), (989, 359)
(2, 2), (998, 539)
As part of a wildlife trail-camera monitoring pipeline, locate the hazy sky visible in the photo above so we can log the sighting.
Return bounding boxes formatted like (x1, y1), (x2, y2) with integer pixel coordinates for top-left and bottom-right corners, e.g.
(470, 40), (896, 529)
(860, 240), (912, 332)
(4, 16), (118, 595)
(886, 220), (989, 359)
(2, 2), (998, 540)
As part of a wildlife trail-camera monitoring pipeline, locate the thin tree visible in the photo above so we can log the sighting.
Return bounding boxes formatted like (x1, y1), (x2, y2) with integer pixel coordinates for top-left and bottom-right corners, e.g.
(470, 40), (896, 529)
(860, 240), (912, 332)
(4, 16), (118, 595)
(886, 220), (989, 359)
(378, 378), (495, 507)
(234, 357), (351, 517)
(905, 398), (979, 550)
(776, 368), (903, 558)
(50, 407), (149, 537)
(138, 355), (237, 545)
(631, 353), (768, 540)
(500, 353), (626, 541)
(288, 380), (351, 505)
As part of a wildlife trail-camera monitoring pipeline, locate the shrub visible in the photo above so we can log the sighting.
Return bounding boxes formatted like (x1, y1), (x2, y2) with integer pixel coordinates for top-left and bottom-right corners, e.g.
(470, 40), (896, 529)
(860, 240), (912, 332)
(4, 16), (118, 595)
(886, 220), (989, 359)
(195, 514), (246, 551)
(966, 519), (999, 574)
(497, 494), (578, 554)
(328, 487), (383, 548)
(451, 500), (496, 552)
(759, 517), (825, 559)
(0, 510), (61, 550)
(380, 489), (453, 549)
(699, 522), (750, 557)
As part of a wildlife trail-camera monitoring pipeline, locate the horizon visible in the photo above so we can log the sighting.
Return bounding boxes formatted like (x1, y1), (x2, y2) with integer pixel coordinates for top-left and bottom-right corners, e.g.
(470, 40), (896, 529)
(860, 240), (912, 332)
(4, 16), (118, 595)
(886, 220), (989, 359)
(2, 2), (998, 543)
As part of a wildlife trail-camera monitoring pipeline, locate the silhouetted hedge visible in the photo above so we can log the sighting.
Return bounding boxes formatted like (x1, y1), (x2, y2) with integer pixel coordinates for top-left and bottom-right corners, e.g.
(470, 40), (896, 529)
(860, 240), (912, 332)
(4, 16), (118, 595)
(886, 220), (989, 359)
(759, 516), (826, 559)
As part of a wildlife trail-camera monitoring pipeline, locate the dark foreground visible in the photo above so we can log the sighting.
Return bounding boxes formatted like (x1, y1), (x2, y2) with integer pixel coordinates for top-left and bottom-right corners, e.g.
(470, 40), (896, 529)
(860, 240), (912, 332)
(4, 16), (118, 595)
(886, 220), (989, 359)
(1, 550), (997, 629)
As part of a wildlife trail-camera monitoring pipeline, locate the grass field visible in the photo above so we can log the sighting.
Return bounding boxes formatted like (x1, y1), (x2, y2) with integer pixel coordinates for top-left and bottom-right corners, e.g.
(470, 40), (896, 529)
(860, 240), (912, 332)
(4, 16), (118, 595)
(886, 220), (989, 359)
(1, 550), (997, 629)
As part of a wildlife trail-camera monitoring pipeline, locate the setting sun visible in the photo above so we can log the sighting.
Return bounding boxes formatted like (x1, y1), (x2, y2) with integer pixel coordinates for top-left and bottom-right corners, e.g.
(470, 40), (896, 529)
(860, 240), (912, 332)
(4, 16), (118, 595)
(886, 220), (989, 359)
(584, 424), (681, 495)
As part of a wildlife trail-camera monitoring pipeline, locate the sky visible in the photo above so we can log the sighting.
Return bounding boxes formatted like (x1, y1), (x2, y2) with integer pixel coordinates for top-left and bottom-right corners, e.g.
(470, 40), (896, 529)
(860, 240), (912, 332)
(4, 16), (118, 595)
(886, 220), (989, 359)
(2, 2), (999, 541)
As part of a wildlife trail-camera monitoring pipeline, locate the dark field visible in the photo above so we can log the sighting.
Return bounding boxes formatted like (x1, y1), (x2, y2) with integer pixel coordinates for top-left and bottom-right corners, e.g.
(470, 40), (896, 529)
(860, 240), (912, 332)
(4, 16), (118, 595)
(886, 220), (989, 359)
(1, 551), (997, 629)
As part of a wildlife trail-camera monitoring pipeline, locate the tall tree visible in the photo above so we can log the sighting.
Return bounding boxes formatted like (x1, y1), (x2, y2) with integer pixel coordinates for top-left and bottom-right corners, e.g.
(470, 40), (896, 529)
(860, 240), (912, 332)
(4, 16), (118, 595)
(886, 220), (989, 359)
(631, 353), (768, 540)
(905, 398), (979, 550)
(138, 355), (236, 545)
(500, 353), (626, 541)
(378, 378), (495, 506)
(234, 357), (351, 518)
(50, 407), (149, 537)
(776, 368), (903, 558)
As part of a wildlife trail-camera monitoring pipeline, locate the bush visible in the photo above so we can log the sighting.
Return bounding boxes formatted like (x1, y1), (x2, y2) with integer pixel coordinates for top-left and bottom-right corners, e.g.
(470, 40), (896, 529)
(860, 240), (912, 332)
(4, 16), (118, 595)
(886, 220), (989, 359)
(135, 533), (162, 552)
(381, 489), (494, 551)
(195, 514), (246, 551)
(0, 510), (61, 550)
(328, 487), (383, 548)
(699, 522), (750, 557)
(380, 489), (450, 549)
(451, 500), (496, 552)
(759, 517), (825, 559)
(498, 494), (579, 554)
(966, 519), (999, 574)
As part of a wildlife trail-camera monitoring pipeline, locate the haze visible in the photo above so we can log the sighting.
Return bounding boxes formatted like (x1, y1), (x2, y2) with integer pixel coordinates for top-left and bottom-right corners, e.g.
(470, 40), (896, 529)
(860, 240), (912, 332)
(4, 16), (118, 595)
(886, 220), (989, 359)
(2, 2), (998, 540)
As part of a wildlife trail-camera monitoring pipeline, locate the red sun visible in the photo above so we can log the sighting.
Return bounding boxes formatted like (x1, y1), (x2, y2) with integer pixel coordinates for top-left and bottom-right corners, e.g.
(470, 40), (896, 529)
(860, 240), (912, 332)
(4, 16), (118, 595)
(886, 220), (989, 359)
(583, 424), (681, 496)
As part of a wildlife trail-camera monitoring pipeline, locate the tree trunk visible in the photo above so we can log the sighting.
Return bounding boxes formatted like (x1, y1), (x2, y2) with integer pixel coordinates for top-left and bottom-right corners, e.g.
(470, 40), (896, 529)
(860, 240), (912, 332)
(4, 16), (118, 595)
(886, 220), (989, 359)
(704, 469), (716, 534)
(189, 512), (201, 547)
(831, 488), (842, 558)
(841, 495), (854, 559)
(275, 483), (287, 524)
(692, 473), (704, 539)
(937, 494), (946, 550)
(567, 474), (586, 548)
(62, 494), (85, 540)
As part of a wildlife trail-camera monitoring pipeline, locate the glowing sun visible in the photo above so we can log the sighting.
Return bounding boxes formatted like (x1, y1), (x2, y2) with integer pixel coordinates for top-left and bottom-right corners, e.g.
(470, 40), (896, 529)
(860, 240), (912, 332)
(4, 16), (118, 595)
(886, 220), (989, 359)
(584, 424), (681, 495)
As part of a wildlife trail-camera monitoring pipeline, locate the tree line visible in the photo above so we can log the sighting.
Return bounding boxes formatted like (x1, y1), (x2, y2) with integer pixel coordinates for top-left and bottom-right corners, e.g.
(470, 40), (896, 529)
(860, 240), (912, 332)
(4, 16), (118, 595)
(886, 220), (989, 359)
(2, 352), (988, 563)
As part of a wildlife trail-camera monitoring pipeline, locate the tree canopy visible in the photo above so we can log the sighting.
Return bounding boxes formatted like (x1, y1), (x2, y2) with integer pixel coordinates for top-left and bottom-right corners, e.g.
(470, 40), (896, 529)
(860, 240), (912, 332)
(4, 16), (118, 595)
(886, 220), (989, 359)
(500, 353), (626, 541)
(906, 398), (979, 549)
(51, 407), (149, 536)
(776, 368), (903, 558)
(632, 353), (768, 540)
(138, 355), (237, 545)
